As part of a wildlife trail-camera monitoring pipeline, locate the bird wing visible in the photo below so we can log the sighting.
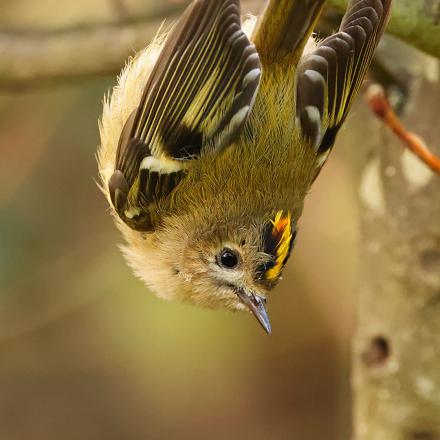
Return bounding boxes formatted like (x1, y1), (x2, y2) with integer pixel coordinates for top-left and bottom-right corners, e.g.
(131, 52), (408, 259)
(296, 0), (392, 169)
(109, 0), (261, 230)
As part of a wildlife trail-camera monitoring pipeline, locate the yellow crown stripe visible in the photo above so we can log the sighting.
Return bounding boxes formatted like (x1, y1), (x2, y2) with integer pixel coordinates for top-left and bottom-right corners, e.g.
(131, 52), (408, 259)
(265, 211), (293, 281)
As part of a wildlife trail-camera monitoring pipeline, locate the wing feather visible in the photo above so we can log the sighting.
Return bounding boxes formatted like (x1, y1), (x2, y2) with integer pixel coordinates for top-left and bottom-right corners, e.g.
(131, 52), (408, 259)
(296, 0), (392, 159)
(109, 0), (261, 231)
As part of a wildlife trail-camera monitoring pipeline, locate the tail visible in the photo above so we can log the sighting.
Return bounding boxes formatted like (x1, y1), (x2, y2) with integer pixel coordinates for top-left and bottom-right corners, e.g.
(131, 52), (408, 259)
(252, 0), (326, 66)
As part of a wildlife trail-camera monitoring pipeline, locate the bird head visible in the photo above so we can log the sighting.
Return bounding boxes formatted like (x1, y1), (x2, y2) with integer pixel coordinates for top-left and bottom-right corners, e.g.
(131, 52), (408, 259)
(121, 210), (295, 334)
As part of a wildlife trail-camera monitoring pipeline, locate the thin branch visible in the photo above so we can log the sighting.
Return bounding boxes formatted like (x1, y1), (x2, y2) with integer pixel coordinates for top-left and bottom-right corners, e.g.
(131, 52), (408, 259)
(0, 17), (174, 90)
(0, 0), (262, 91)
(366, 83), (440, 175)
(0, 0), (438, 90)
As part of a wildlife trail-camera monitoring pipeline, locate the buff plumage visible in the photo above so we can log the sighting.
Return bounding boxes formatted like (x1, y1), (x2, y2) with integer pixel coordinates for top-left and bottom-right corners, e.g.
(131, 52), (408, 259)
(98, 0), (392, 333)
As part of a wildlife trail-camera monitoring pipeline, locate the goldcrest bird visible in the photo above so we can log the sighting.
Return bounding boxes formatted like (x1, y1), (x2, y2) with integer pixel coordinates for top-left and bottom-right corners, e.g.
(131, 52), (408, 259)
(98, 0), (392, 333)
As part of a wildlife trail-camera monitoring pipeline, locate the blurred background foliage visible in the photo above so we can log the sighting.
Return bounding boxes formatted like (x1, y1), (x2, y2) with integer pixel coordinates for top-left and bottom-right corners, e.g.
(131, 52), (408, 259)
(0, 0), (362, 438)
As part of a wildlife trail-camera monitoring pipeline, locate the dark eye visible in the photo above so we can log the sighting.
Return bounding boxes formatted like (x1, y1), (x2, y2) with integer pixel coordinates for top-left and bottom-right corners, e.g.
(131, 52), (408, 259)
(217, 248), (239, 269)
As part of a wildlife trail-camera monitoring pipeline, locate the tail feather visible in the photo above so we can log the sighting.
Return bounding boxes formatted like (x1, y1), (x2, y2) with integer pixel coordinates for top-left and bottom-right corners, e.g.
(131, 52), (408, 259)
(252, 0), (326, 66)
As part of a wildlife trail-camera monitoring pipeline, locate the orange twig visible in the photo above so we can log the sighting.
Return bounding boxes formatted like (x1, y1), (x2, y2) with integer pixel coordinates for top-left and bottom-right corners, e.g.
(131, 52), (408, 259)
(365, 84), (440, 176)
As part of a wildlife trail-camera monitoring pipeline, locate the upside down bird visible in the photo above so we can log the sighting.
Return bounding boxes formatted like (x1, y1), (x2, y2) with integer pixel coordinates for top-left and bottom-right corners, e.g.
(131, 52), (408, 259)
(98, 0), (393, 333)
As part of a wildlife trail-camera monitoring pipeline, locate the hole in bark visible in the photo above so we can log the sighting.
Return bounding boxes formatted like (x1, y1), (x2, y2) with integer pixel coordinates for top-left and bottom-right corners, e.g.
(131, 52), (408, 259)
(361, 336), (390, 367)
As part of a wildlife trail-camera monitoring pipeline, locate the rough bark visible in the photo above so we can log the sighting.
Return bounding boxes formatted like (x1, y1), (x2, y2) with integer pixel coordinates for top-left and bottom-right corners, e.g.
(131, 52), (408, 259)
(350, 44), (440, 439)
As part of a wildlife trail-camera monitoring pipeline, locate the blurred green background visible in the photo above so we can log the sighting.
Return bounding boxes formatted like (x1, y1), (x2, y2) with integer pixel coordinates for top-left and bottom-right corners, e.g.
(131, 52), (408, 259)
(0, 0), (360, 438)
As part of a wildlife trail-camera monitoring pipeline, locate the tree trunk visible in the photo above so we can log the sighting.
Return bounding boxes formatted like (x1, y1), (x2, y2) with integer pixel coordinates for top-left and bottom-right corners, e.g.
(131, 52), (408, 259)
(351, 43), (440, 439)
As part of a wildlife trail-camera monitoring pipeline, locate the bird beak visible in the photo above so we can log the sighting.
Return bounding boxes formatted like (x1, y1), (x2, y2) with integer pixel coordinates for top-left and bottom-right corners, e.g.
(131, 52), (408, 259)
(236, 288), (272, 335)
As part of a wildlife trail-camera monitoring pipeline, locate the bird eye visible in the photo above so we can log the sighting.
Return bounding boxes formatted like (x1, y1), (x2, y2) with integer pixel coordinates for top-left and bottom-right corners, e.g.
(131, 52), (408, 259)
(217, 248), (239, 269)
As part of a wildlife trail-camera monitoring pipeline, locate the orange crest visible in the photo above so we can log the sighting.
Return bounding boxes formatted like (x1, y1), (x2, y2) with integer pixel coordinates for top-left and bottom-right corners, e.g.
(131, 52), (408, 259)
(263, 211), (294, 281)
